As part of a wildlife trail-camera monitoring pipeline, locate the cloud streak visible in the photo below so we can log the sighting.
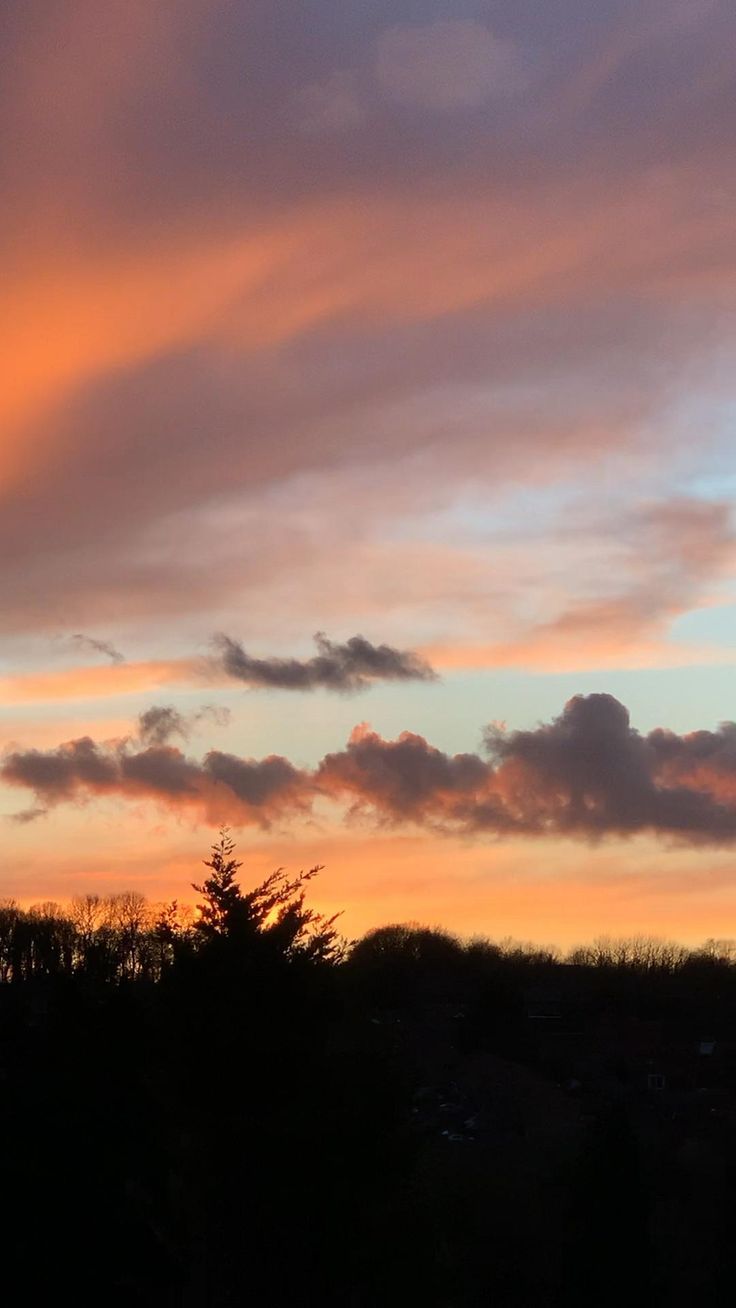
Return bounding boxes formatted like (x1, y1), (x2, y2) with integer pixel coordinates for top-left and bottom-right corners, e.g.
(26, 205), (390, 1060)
(213, 632), (437, 692)
(0, 659), (205, 705)
(425, 497), (736, 674)
(6, 695), (736, 846)
(70, 633), (125, 665)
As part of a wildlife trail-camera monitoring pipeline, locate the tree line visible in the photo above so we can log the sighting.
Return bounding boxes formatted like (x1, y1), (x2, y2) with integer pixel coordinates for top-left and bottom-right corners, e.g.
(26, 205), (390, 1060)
(0, 828), (344, 984)
(0, 831), (731, 987)
(2, 830), (735, 1306)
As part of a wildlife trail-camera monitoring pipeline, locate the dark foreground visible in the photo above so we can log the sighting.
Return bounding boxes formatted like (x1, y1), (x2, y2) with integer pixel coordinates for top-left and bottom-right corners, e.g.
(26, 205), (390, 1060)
(1, 840), (735, 1306)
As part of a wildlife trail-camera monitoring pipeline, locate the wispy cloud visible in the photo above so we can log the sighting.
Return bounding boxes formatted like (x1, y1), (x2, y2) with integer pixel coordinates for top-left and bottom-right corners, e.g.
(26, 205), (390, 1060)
(7, 805), (48, 826)
(136, 703), (230, 747)
(425, 498), (736, 673)
(70, 633), (125, 665)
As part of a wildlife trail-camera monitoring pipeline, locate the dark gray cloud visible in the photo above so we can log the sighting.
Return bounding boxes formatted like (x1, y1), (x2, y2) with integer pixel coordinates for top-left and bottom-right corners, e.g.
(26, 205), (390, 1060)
(3, 736), (120, 802)
(205, 750), (308, 807)
(137, 706), (189, 747)
(318, 694), (736, 842)
(213, 632), (437, 692)
(482, 694), (736, 840)
(1, 735), (307, 828)
(6, 694), (736, 844)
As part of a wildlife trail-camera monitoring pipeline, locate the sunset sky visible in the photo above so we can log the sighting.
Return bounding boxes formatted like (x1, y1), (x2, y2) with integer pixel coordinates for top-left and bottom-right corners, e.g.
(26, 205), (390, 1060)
(2, 0), (736, 947)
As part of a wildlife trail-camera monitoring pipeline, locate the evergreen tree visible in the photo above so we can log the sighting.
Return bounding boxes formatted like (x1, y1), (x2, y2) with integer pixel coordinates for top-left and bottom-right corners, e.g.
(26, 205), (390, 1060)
(192, 827), (344, 960)
(192, 827), (245, 939)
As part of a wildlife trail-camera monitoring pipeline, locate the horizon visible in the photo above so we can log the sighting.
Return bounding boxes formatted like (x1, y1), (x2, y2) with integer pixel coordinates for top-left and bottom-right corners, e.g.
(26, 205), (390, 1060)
(3, 1), (736, 948)
(6, 866), (736, 962)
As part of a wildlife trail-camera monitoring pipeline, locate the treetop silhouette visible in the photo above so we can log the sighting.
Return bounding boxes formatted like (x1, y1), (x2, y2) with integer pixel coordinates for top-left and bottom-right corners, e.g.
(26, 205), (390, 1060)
(192, 826), (345, 961)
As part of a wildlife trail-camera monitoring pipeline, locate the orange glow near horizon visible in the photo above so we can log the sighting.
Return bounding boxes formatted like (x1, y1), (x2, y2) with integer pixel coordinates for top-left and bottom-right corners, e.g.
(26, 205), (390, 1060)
(6, 821), (736, 952)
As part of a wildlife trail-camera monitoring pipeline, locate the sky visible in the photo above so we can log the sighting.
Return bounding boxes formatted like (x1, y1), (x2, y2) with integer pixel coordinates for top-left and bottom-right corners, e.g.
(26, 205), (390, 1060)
(2, 0), (736, 947)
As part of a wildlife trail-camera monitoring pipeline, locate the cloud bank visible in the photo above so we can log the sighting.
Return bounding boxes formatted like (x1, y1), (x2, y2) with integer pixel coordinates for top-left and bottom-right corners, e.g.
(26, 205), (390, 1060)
(6, 695), (736, 845)
(1, 0), (733, 645)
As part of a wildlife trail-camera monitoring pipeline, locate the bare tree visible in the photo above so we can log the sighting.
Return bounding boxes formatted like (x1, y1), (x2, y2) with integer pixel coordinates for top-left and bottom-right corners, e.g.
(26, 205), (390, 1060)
(0, 899), (20, 983)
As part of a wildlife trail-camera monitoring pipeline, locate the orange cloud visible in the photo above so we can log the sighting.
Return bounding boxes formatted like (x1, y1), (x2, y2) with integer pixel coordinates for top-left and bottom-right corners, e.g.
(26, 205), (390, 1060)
(5, 150), (733, 493)
(1, 226), (307, 489)
(0, 659), (206, 705)
(425, 635), (730, 675)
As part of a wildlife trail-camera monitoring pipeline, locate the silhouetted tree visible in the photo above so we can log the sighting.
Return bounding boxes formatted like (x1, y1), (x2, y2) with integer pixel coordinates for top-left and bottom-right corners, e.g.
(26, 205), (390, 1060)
(0, 898), (21, 981)
(151, 899), (185, 976)
(192, 826), (343, 963)
(191, 827), (244, 938)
